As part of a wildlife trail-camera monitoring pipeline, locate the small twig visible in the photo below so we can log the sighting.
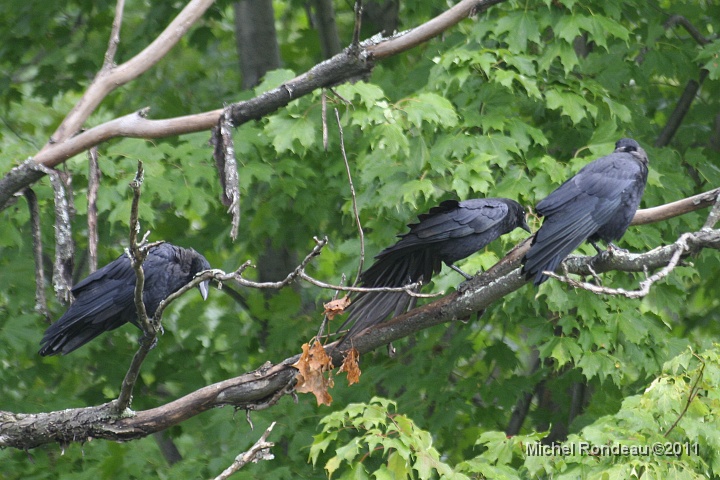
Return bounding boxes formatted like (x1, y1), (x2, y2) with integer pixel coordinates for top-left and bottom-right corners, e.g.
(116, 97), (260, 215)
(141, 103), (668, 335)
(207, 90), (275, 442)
(297, 271), (436, 297)
(127, 161), (151, 333)
(103, 0), (126, 69)
(213, 422), (277, 480)
(87, 146), (101, 272)
(116, 161), (153, 414)
(654, 70), (708, 148)
(544, 233), (693, 298)
(352, 0), (363, 48)
(665, 353), (705, 437)
(505, 356), (541, 436)
(154, 238), (439, 315)
(245, 410), (254, 431)
(24, 188), (50, 321)
(335, 108), (364, 287)
(328, 87), (352, 106)
(321, 90), (329, 151)
(585, 262), (602, 285)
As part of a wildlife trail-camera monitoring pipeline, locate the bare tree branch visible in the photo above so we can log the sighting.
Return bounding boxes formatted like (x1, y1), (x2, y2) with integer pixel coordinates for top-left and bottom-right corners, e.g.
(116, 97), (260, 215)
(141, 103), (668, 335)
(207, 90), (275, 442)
(116, 161), (156, 414)
(38, 0), (215, 153)
(703, 193), (720, 229)
(543, 232), (693, 298)
(352, 0), (363, 48)
(664, 352), (705, 437)
(366, 0), (505, 58)
(1, 191), (719, 451)
(103, 0), (126, 69)
(210, 109), (241, 240)
(631, 187), (720, 225)
(664, 14), (713, 46)
(213, 421), (277, 480)
(0, 0), (509, 210)
(654, 15), (714, 147)
(0, 362), (296, 450)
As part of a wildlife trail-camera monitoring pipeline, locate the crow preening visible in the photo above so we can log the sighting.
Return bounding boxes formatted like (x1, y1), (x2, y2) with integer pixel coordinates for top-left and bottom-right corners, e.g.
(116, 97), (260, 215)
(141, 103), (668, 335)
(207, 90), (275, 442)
(523, 138), (649, 285)
(39, 243), (211, 356)
(336, 198), (530, 345)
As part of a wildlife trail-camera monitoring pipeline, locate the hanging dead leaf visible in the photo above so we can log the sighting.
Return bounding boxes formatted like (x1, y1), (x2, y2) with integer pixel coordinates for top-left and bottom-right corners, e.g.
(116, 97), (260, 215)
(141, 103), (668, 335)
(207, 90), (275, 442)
(292, 342), (335, 406)
(323, 296), (351, 320)
(339, 347), (361, 386)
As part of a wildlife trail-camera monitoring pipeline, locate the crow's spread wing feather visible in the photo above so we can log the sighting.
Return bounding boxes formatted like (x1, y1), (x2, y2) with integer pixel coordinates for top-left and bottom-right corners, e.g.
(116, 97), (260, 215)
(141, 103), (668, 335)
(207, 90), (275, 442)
(336, 198), (528, 347)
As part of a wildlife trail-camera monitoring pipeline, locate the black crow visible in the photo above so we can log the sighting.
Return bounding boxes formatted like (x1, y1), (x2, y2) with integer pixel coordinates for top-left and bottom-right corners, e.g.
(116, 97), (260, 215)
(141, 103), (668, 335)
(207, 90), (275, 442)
(336, 198), (530, 345)
(523, 138), (649, 285)
(39, 242), (210, 356)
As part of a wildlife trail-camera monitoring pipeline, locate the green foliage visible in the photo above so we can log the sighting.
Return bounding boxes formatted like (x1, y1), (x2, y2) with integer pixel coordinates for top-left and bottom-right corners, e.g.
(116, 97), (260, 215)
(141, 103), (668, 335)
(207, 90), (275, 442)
(1, 0), (719, 478)
(310, 397), (468, 479)
(314, 346), (720, 478)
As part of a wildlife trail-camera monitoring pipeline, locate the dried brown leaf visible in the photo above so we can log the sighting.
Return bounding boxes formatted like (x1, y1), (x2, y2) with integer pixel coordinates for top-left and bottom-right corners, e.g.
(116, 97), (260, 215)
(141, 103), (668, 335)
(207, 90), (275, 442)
(339, 348), (361, 386)
(292, 342), (335, 406)
(323, 296), (351, 320)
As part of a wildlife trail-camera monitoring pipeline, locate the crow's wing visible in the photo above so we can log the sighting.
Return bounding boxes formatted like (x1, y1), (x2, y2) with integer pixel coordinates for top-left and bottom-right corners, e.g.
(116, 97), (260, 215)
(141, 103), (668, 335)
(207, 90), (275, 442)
(337, 199), (515, 347)
(400, 199), (510, 245)
(39, 255), (137, 355)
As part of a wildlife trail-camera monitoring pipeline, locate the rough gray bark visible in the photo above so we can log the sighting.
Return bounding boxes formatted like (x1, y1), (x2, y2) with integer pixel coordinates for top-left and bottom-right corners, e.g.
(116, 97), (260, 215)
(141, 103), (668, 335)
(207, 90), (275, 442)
(0, 363), (297, 450)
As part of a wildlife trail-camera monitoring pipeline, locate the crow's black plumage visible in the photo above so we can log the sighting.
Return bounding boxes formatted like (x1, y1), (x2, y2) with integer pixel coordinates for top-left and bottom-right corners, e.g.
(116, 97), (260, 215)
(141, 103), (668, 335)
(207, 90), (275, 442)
(337, 198), (530, 345)
(522, 138), (649, 285)
(39, 243), (210, 356)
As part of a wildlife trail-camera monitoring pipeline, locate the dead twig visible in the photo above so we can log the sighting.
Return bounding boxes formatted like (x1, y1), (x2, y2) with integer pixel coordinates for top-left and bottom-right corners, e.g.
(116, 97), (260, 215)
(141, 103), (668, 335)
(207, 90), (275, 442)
(543, 232), (693, 298)
(24, 188), (50, 321)
(212, 421), (277, 480)
(335, 108), (364, 287)
(103, 0), (126, 68)
(115, 161), (155, 414)
(87, 147), (101, 272)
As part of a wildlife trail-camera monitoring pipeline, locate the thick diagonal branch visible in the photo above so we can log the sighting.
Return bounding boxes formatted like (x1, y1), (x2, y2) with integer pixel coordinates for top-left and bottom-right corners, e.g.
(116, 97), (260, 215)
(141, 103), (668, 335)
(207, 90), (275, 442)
(1, 192), (719, 450)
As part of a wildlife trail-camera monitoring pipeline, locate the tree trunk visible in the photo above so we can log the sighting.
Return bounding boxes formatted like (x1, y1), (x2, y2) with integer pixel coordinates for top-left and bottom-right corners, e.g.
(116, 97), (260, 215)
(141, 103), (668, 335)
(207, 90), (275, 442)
(234, 0), (282, 90)
(311, 0), (342, 58)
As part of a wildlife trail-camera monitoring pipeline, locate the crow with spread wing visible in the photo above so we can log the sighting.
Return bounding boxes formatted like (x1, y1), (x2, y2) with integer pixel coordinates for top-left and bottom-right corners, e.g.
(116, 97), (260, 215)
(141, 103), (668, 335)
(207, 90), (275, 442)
(337, 198), (530, 346)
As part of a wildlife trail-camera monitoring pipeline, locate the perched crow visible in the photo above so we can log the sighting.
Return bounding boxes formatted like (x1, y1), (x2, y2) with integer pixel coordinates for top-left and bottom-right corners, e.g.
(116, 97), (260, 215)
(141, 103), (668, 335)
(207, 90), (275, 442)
(39, 243), (210, 356)
(336, 198), (530, 345)
(523, 138), (649, 285)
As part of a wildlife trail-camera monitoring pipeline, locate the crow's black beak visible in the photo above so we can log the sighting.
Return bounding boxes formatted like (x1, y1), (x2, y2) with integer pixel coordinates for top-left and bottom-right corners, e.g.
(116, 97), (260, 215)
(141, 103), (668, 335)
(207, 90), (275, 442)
(522, 220), (532, 233)
(198, 280), (210, 300)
